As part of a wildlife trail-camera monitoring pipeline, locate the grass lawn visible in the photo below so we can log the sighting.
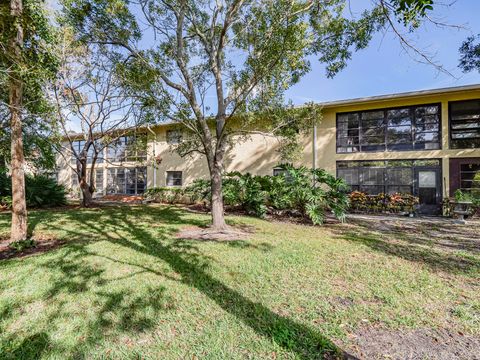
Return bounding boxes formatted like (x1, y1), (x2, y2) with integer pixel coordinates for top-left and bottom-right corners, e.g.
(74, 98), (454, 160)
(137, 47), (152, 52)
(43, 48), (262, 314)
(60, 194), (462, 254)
(0, 205), (479, 359)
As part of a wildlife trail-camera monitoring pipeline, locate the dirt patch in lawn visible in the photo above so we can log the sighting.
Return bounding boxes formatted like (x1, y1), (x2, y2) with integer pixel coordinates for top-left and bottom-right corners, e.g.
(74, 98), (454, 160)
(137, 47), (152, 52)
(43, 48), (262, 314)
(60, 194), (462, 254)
(0, 234), (65, 260)
(176, 225), (254, 241)
(344, 327), (480, 360)
(328, 214), (480, 276)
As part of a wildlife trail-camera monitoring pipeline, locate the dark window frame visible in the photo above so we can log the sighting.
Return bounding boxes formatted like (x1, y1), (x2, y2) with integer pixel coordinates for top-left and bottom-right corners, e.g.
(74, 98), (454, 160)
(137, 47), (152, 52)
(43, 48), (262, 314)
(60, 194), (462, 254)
(336, 159), (442, 198)
(336, 103), (442, 154)
(106, 135), (148, 162)
(448, 99), (480, 149)
(166, 171), (183, 187)
(70, 139), (104, 164)
(106, 167), (146, 195)
(449, 158), (480, 195)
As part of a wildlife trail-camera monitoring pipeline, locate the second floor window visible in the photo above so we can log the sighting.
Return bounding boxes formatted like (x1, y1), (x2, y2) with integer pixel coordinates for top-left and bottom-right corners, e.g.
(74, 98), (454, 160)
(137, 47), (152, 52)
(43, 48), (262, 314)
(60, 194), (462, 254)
(166, 130), (183, 144)
(107, 135), (147, 162)
(449, 99), (480, 149)
(337, 104), (441, 153)
(71, 140), (103, 164)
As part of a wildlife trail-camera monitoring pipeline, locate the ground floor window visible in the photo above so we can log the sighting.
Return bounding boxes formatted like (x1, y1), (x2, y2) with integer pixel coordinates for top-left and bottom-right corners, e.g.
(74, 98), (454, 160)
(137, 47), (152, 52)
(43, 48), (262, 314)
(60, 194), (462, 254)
(107, 167), (146, 195)
(273, 167), (286, 177)
(449, 158), (480, 196)
(71, 171), (79, 188)
(95, 169), (104, 195)
(337, 159), (442, 213)
(166, 171), (182, 186)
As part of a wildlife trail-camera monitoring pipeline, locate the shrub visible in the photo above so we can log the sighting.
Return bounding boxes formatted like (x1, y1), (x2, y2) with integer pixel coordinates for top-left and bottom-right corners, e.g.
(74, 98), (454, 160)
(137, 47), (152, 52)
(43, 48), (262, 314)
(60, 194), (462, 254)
(148, 166), (350, 225)
(269, 165), (350, 224)
(144, 187), (185, 204)
(0, 195), (12, 210)
(9, 239), (36, 252)
(256, 174), (291, 210)
(25, 175), (67, 208)
(184, 179), (210, 204)
(0, 170), (67, 209)
(223, 172), (267, 218)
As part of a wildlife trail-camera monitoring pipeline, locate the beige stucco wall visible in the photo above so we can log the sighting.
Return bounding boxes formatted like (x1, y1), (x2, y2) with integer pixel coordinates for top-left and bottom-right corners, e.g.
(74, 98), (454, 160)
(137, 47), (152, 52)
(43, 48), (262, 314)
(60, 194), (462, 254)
(57, 87), (480, 198)
(147, 126), (313, 187)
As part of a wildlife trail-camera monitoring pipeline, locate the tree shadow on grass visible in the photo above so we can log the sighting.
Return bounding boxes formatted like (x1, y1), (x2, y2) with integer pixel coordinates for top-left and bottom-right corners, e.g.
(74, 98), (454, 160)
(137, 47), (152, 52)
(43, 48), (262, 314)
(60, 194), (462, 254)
(337, 225), (480, 276)
(0, 332), (51, 360)
(20, 205), (357, 359)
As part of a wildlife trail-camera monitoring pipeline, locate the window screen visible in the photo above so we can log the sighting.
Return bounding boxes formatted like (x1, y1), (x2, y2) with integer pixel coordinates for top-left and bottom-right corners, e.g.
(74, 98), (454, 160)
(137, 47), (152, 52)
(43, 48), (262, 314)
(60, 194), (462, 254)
(337, 104), (440, 153)
(337, 159), (441, 196)
(106, 167), (146, 194)
(166, 171), (182, 186)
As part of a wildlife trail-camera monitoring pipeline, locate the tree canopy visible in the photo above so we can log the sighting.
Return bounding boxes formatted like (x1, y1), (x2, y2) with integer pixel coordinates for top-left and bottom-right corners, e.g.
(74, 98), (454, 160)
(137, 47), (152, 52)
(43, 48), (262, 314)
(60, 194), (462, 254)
(60, 0), (439, 229)
(0, 0), (59, 170)
(459, 34), (480, 73)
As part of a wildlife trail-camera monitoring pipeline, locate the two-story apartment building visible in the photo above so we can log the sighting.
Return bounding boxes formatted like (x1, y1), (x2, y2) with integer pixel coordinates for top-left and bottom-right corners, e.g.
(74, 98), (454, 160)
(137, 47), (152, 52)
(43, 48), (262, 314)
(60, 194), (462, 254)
(57, 84), (480, 214)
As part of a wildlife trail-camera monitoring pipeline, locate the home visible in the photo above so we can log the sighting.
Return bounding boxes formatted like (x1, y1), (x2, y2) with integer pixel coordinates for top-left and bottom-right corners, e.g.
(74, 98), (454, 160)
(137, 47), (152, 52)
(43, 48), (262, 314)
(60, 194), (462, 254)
(56, 84), (480, 214)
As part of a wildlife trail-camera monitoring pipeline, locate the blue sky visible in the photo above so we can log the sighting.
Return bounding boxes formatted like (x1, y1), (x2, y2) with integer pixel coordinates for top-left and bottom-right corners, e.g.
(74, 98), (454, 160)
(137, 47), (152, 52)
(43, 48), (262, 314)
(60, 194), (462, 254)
(56, 0), (480, 131)
(285, 0), (480, 104)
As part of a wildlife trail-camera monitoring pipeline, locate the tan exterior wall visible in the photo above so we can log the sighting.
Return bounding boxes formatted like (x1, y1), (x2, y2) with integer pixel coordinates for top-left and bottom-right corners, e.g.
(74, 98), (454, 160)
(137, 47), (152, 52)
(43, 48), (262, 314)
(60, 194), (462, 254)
(57, 86), (480, 199)
(148, 126), (313, 188)
(317, 88), (480, 197)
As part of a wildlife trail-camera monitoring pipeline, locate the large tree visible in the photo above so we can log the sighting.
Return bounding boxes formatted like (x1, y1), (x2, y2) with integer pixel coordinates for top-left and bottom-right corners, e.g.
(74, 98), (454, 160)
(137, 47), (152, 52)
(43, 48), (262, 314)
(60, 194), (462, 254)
(0, 0), (58, 242)
(62, 0), (438, 230)
(53, 39), (150, 207)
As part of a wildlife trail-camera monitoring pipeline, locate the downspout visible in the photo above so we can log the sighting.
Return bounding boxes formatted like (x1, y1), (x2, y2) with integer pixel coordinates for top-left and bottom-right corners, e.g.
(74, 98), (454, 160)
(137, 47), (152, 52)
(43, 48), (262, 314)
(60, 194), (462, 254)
(147, 125), (157, 188)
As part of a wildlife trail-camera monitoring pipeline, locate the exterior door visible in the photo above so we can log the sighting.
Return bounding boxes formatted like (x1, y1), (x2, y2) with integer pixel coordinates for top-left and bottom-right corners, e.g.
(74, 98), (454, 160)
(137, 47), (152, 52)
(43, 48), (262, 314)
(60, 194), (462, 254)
(414, 168), (442, 214)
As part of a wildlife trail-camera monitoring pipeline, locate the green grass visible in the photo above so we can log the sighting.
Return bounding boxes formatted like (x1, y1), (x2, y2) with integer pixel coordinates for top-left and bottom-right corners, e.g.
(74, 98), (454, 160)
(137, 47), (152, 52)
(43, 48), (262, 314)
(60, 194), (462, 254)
(0, 205), (478, 359)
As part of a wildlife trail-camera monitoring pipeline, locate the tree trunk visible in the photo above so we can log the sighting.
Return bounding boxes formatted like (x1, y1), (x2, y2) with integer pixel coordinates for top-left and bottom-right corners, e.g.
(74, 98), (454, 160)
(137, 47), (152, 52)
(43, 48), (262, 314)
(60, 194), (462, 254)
(210, 165), (227, 230)
(9, 0), (27, 243)
(80, 182), (94, 207)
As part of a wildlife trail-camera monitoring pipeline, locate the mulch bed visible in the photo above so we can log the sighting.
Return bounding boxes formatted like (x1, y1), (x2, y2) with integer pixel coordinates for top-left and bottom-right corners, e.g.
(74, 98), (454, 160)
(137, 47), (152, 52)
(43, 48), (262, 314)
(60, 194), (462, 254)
(99, 195), (144, 203)
(176, 224), (254, 241)
(0, 234), (65, 261)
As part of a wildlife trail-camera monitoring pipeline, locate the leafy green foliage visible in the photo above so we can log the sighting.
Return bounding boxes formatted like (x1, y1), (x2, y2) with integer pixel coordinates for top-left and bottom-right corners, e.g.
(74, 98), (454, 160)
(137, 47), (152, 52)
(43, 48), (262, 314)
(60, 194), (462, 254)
(183, 166), (349, 225)
(144, 187), (184, 204)
(0, 169), (67, 208)
(223, 172), (268, 218)
(0, 0), (59, 170)
(459, 34), (480, 73)
(8, 238), (36, 252)
(273, 165), (350, 224)
(184, 179), (211, 204)
(25, 175), (68, 208)
(454, 190), (480, 215)
(389, 0), (434, 29)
